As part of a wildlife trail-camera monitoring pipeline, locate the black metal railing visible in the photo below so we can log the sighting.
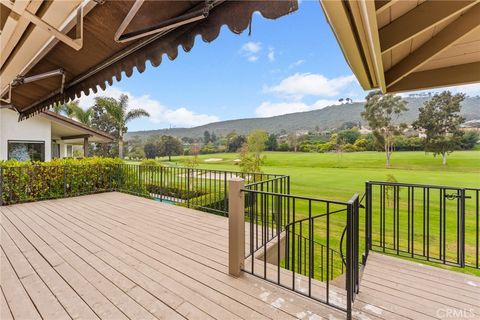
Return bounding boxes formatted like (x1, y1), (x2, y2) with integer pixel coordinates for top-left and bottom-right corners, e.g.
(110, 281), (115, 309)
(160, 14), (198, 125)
(365, 181), (480, 269)
(0, 164), (289, 217)
(118, 164), (289, 216)
(241, 179), (360, 318)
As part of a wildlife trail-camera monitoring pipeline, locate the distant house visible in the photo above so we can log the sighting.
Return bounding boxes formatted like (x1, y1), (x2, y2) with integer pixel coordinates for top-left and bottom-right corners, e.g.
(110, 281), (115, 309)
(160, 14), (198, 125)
(358, 126), (372, 134)
(0, 108), (113, 162)
(461, 120), (480, 133)
(295, 129), (309, 137)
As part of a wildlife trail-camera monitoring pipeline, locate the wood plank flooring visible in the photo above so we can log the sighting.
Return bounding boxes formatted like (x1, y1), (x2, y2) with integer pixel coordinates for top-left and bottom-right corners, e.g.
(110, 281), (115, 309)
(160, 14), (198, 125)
(1, 192), (479, 320)
(0, 192), (346, 320)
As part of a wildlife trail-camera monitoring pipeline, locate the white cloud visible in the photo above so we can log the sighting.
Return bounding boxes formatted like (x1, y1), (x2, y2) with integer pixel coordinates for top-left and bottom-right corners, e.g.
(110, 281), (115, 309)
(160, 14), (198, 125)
(241, 41), (262, 54)
(76, 86), (219, 127)
(240, 41), (262, 62)
(265, 73), (358, 98)
(268, 47), (275, 62)
(289, 59), (305, 69)
(255, 99), (340, 118)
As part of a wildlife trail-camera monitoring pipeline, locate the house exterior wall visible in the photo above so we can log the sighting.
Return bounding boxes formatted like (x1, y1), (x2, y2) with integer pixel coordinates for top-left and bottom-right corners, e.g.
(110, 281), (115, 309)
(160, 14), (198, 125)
(0, 109), (52, 161)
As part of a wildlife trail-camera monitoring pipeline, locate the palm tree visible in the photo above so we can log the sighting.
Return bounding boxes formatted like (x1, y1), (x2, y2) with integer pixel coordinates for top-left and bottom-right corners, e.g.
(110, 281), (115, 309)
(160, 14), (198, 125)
(70, 104), (93, 125)
(52, 101), (92, 125)
(52, 101), (77, 117)
(95, 94), (149, 158)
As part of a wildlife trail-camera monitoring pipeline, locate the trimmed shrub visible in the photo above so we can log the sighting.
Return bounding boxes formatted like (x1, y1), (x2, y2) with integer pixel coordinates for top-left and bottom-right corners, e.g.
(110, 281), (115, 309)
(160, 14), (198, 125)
(145, 184), (206, 200)
(0, 157), (126, 204)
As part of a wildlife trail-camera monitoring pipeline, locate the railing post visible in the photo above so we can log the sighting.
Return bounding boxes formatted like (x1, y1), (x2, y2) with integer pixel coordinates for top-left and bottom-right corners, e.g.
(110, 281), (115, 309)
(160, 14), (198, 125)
(0, 166), (3, 206)
(187, 168), (191, 208)
(365, 182), (372, 261)
(459, 188), (466, 268)
(346, 193), (359, 320)
(224, 172), (228, 215)
(63, 166), (67, 197)
(346, 200), (353, 320)
(228, 178), (245, 277)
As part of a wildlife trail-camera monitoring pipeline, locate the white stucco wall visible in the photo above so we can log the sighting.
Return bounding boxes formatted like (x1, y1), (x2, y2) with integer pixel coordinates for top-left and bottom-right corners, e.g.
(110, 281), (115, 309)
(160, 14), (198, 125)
(0, 109), (52, 161)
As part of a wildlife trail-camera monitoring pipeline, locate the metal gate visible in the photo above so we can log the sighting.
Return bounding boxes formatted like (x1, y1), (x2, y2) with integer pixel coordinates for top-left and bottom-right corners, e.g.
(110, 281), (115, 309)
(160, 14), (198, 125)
(365, 181), (479, 269)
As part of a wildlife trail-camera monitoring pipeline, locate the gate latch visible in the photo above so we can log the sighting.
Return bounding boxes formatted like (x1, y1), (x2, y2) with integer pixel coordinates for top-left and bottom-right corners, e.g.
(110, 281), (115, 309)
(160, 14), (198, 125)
(444, 193), (472, 200)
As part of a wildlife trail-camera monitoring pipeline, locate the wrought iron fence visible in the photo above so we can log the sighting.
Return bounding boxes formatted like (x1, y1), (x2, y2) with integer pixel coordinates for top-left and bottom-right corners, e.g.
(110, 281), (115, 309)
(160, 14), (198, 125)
(241, 178), (360, 318)
(118, 164), (289, 216)
(365, 181), (480, 269)
(0, 164), (289, 217)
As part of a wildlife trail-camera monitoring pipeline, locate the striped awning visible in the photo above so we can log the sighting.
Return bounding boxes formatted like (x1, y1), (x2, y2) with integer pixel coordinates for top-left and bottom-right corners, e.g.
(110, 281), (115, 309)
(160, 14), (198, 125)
(0, 0), (297, 120)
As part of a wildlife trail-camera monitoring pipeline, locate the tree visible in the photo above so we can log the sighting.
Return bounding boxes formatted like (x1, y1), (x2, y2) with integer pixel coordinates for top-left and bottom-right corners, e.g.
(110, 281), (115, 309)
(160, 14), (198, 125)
(89, 104), (118, 157)
(337, 129), (360, 145)
(247, 130), (268, 159)
(412, 91), (465, 165)
(52, 101), (93, 125)
(211, 132), (217, 144)
(126, 135), (145, 159)
(144, 143), (157, 159)
(70, 104), (93, 125)
(186, 143), (201, 168)
(227, 133), (246, 152)
(459, 131), (479, 150)
(95, 94), (149, 158)
(238, 144), (263, 173)
(265, 133), (278, 151)
(361, 90), (408, 166)
(203, 130), (211, 144)
(52, 101), (77, 117)
(238, 130), (268, 173)
(287, 133), (300, 152)
(157, 135), (183, 161)
(339, 121), (358, 130)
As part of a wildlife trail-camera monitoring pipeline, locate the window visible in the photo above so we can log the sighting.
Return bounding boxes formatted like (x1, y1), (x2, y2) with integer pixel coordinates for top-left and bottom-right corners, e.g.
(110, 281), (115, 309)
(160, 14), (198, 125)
(8, 141), (45, 162)
(66, 145), (73, 157)
(52, 142), (60, 158)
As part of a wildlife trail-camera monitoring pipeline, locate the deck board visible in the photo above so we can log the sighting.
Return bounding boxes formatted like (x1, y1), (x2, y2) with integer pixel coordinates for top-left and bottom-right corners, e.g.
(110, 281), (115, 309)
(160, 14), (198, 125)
(1, 193), (346, 320)
(1, 192), (479, 320)
(355, 252), (480, 319)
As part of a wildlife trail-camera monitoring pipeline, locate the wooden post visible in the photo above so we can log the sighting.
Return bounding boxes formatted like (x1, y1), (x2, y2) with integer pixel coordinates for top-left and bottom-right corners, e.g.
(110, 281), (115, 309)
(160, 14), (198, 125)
(229, 178), (245, 277)
(83, 137), (89, 157)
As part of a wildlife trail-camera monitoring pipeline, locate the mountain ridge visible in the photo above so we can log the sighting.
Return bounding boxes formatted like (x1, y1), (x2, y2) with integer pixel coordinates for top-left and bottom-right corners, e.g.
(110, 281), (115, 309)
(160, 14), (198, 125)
(126, 96), (480, 140)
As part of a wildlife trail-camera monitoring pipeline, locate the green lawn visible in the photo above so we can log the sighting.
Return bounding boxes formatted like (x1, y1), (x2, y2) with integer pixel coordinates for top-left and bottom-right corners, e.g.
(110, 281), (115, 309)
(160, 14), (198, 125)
(148, 151), (479, 201)
(130, 151), (480, 276)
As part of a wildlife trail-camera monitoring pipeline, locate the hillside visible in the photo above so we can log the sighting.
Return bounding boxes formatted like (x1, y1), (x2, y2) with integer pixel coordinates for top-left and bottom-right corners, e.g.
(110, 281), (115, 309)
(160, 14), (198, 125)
(126, 96), (480, 140)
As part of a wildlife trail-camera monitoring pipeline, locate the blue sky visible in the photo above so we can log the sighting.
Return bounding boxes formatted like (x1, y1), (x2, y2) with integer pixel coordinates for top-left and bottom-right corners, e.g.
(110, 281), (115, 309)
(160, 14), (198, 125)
(78, 1), (480, 132)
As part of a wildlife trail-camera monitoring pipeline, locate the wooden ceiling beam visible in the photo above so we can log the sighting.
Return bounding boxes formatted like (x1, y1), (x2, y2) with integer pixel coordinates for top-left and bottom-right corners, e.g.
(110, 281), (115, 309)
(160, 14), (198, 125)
(375, 0), (397, 15)
(387, 62), (480, 93)
(61, 134), (92, 140)
(385, 3), (480, 88)
(320, 0), (376, 90)
(380, 0), (479, 53)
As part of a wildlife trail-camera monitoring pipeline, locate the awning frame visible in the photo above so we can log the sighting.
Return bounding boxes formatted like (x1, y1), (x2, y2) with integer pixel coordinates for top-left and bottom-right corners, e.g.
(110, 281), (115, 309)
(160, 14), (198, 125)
(2, 0), (85, 50)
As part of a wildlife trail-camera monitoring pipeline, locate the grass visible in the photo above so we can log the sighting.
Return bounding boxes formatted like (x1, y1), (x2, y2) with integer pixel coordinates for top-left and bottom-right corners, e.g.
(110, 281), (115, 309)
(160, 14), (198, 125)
(139, 151), (479, 200)
(129, 150), (480, 277)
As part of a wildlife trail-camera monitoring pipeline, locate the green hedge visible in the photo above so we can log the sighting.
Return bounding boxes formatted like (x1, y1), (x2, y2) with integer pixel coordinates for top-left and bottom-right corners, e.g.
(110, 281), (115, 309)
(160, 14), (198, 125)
(0, 157), (130, 205)
(146, 184), (206, 200)
(183, 191), (227, 215)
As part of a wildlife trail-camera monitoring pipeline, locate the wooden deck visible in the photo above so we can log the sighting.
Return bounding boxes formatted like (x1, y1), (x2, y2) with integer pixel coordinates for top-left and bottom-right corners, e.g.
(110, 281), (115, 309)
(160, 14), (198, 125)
(1, 192), (479, 320)
(356, 252), (480, 320)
